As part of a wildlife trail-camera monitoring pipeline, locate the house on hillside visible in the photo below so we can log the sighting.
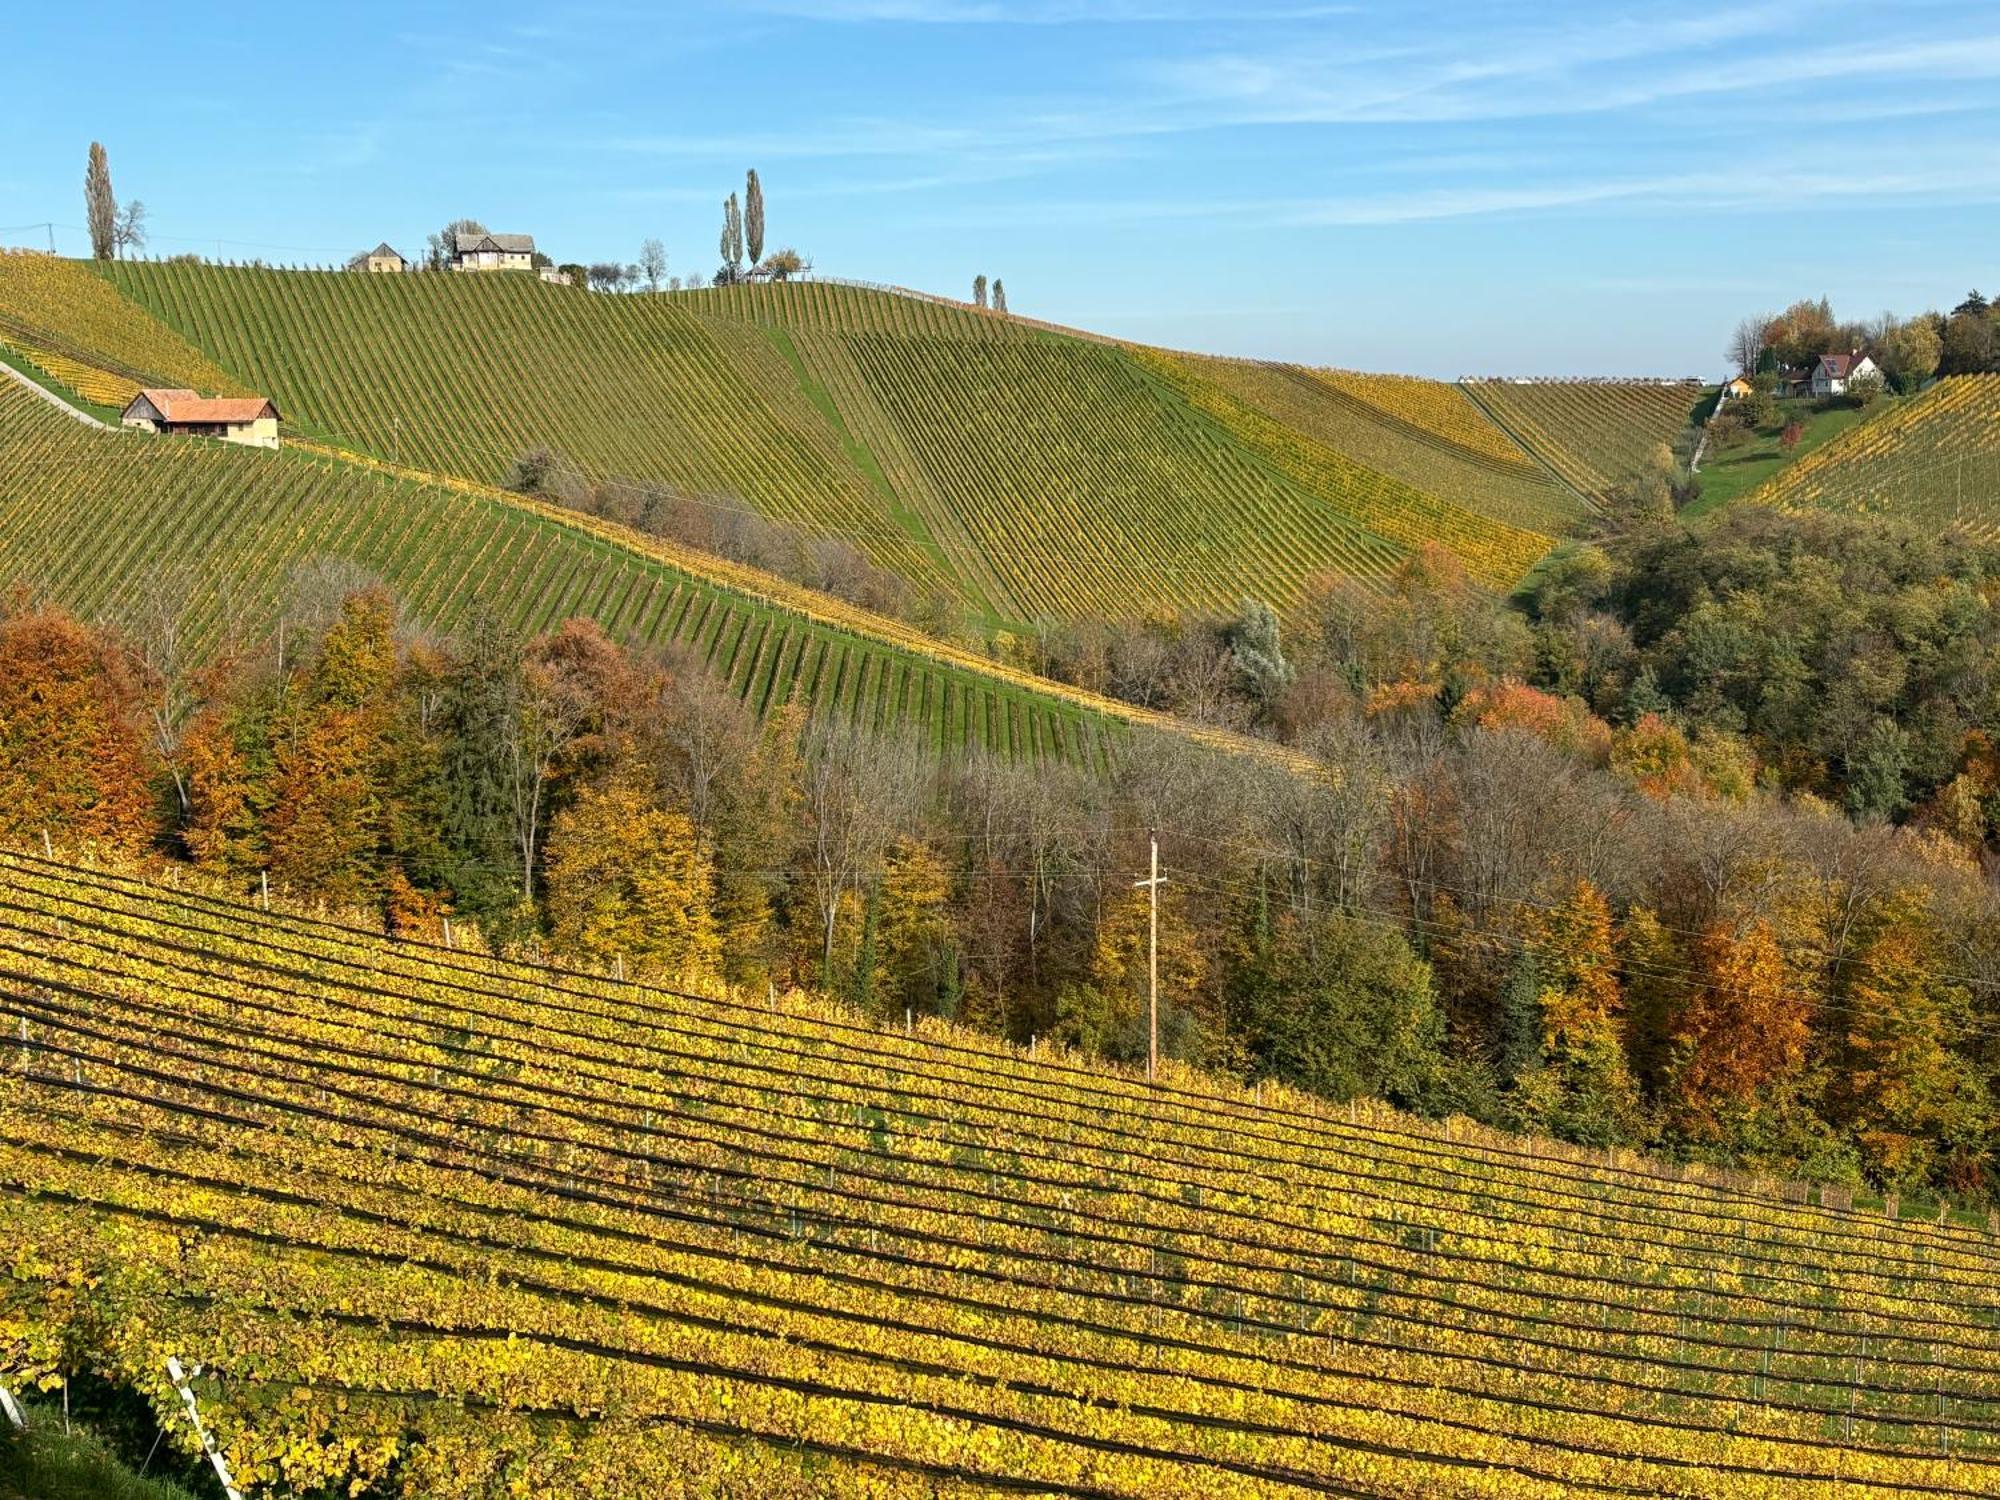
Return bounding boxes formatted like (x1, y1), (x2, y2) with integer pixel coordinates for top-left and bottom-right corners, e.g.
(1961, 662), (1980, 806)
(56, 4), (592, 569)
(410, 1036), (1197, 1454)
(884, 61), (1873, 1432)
(1722, 375), (1753, 399)
(363, 242), (406, 273)
(451, 231), (537, 272)
(121, 388), (281, 449)
(1810, 352), (1878, 398)
(537, 266), (573, 285)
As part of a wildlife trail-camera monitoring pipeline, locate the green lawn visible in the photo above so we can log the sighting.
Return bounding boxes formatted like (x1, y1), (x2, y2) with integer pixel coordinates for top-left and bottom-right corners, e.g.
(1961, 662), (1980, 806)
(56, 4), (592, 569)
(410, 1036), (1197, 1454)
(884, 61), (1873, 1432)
(1684, 396), (1885, 517)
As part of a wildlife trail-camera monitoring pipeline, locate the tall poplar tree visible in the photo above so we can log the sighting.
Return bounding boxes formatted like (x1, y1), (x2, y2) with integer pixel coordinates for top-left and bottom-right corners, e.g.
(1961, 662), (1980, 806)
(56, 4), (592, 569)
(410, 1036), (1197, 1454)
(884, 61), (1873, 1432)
(719, 194), (743, 278)
(744, 169), (765, 267)
(972, 274), (987, 308)
(84, 142), (117, 261)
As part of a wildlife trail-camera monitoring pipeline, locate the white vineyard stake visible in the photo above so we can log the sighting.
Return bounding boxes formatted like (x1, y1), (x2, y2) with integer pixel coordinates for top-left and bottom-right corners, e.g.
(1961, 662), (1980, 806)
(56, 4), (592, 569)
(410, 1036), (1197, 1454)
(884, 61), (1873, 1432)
(0, 1381), (25, 1431)
(165, 1356), (243, 1500)
(41, 829), (52, 859)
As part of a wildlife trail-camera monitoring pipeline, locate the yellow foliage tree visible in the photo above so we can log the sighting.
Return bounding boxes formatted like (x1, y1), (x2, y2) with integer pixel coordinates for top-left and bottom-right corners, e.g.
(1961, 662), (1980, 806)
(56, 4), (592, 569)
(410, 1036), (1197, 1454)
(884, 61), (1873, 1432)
(544, 772), (722, 985)
(1084, 883), (1210, 1063)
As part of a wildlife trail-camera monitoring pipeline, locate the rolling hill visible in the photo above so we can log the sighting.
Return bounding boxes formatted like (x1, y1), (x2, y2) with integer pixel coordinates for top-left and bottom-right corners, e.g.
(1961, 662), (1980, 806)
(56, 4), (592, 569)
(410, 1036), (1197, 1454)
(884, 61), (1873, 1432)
(1745, 375), (2000, 538)
(0, 255), (1609, 622)
(4, 849), (1994, 1499)
(0, 374), (1238, 765)
(1462, 378), (1706, 502)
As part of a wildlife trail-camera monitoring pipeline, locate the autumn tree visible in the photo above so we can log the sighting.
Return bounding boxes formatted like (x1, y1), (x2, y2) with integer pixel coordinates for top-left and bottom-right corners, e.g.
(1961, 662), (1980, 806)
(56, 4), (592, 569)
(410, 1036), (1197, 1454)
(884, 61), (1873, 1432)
(1074, 881), (1209, 1064)
(1826, 888), (1989, 1190)
(873, 836), (958, 1020)
(0, 603), (153, 852)
(543, 767), (722, 983)
(1662, 918), (1813, 1142)
(1515, 879), (1642, 1143)
(261, 590), (404, 907)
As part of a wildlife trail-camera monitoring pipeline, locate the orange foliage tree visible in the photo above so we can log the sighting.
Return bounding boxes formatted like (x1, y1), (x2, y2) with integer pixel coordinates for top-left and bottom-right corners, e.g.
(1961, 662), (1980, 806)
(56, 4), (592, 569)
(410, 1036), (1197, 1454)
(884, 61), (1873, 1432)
(0, 603), (154, 853)
(1663, 918), (1813, 1141)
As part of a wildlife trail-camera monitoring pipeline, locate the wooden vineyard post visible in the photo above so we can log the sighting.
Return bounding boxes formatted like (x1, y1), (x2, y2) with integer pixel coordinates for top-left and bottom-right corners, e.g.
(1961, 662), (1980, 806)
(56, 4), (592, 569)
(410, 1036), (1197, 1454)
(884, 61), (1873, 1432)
(260, 871), (269, 911)
(165, 1357), (243, 1500)
(1133, 829), (1166, 1084)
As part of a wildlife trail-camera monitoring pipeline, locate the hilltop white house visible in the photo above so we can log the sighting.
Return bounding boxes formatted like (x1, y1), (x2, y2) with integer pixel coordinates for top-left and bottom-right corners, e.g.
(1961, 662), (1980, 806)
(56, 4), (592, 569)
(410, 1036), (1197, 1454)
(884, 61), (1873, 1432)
(452, 231), (537, 272)
(121, 388), (282, 449)
(1809, 353), (1879, 398)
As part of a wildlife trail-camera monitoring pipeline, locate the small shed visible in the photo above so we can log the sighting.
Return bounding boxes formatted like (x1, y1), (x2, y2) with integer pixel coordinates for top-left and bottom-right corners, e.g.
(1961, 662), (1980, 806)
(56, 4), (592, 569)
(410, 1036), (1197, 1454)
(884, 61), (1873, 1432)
(1721, 375), (1753, 399)
(365, 242), (407, 273)
(122, 388), (282, 450)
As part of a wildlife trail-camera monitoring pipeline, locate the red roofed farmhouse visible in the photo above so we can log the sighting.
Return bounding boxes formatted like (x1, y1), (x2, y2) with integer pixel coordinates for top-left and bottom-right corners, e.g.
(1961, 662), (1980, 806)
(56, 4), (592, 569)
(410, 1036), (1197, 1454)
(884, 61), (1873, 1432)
(120, 388), (282, 450)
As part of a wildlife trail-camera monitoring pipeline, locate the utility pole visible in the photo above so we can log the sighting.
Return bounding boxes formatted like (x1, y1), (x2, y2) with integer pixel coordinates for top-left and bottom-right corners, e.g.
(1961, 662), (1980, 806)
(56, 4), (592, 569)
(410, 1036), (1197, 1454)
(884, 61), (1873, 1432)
(1133, 829), (1166, 1083)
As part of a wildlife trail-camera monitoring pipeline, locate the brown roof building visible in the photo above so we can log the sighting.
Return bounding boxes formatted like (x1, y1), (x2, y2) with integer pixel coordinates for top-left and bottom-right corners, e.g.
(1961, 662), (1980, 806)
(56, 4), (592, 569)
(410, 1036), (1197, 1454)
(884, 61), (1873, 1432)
(121, 388), (282, 449)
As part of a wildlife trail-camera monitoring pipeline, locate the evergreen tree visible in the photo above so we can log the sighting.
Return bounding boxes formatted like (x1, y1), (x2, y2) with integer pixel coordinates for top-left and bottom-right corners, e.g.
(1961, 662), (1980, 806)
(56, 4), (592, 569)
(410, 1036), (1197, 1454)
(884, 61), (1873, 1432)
(972, 274), (988, 309)
(84, 143), (116, 261)
(437, 609), (524, 933)
(744, 169), (765, 266)
(991, 279), (1007, 314)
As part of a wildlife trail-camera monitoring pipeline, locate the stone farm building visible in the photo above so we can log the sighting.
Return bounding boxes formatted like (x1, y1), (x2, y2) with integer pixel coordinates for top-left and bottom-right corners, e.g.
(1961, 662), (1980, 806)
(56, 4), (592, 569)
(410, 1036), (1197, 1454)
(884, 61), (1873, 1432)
(452, 231), (537, 271)
(121, 388), (281, 449)
(365, 242), (407, 272)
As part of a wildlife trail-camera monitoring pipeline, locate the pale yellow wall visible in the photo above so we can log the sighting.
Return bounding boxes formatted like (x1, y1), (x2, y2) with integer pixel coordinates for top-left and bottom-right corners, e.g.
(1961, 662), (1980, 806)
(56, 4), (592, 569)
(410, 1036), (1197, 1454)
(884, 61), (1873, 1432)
(220, 416), (281, 449)
(366, 255), (404, 272)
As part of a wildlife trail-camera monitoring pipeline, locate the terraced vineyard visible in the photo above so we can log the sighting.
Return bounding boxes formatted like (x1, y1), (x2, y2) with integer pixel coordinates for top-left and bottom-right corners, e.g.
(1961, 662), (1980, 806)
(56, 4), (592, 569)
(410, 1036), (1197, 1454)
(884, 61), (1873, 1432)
(3, 850), (1996, 1498)
(1462, 379), (1706, 501)
(0, 251), (239, 406)
(92, 261), (1566, 620)
(0, 378), (1159, 764)
(1747, 375), (2000, 538)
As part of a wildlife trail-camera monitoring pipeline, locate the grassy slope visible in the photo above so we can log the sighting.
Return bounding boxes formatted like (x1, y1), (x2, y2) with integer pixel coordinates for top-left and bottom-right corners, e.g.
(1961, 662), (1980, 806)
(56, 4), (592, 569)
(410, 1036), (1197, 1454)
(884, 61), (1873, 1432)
(4, 851), (1995, 1499)
(98, 262), (1568, 621)
(0, 1404), (206, 1500)
(0, 377), (1225, 765)
(1741, 375), (2000, 539)
(1682, 397), (1880, 518)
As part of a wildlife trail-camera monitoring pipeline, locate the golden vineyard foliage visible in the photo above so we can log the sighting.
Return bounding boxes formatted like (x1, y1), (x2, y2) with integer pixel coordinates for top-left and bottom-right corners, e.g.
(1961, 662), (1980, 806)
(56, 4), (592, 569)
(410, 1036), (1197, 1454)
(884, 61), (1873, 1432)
(2, 851), (1996, 1499)
(0, 250), (238, 403)
(1749, 375), (2000, 538)
(1463, 379), (1705, 500)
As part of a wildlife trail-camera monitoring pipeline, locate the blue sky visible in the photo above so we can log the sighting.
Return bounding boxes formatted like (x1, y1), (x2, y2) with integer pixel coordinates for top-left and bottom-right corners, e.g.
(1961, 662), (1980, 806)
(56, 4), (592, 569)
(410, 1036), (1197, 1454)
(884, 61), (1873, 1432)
(6, 1), (2000, 376)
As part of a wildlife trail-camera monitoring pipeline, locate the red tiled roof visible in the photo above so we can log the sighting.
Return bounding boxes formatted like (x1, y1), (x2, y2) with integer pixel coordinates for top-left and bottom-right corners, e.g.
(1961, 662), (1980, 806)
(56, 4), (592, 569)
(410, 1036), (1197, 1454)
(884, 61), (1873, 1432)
(127, 388), (280, 424)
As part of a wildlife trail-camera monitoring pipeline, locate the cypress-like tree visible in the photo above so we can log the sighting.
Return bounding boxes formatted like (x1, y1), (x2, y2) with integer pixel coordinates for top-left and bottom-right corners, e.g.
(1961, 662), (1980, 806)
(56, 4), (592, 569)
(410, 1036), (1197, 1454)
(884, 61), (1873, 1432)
(991, 279), (1007, 314)
(719, 194), (743, 276)
(972, 274), (987, 309)
(744, 169), (765, 267)
(84, 142), (117, 261)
